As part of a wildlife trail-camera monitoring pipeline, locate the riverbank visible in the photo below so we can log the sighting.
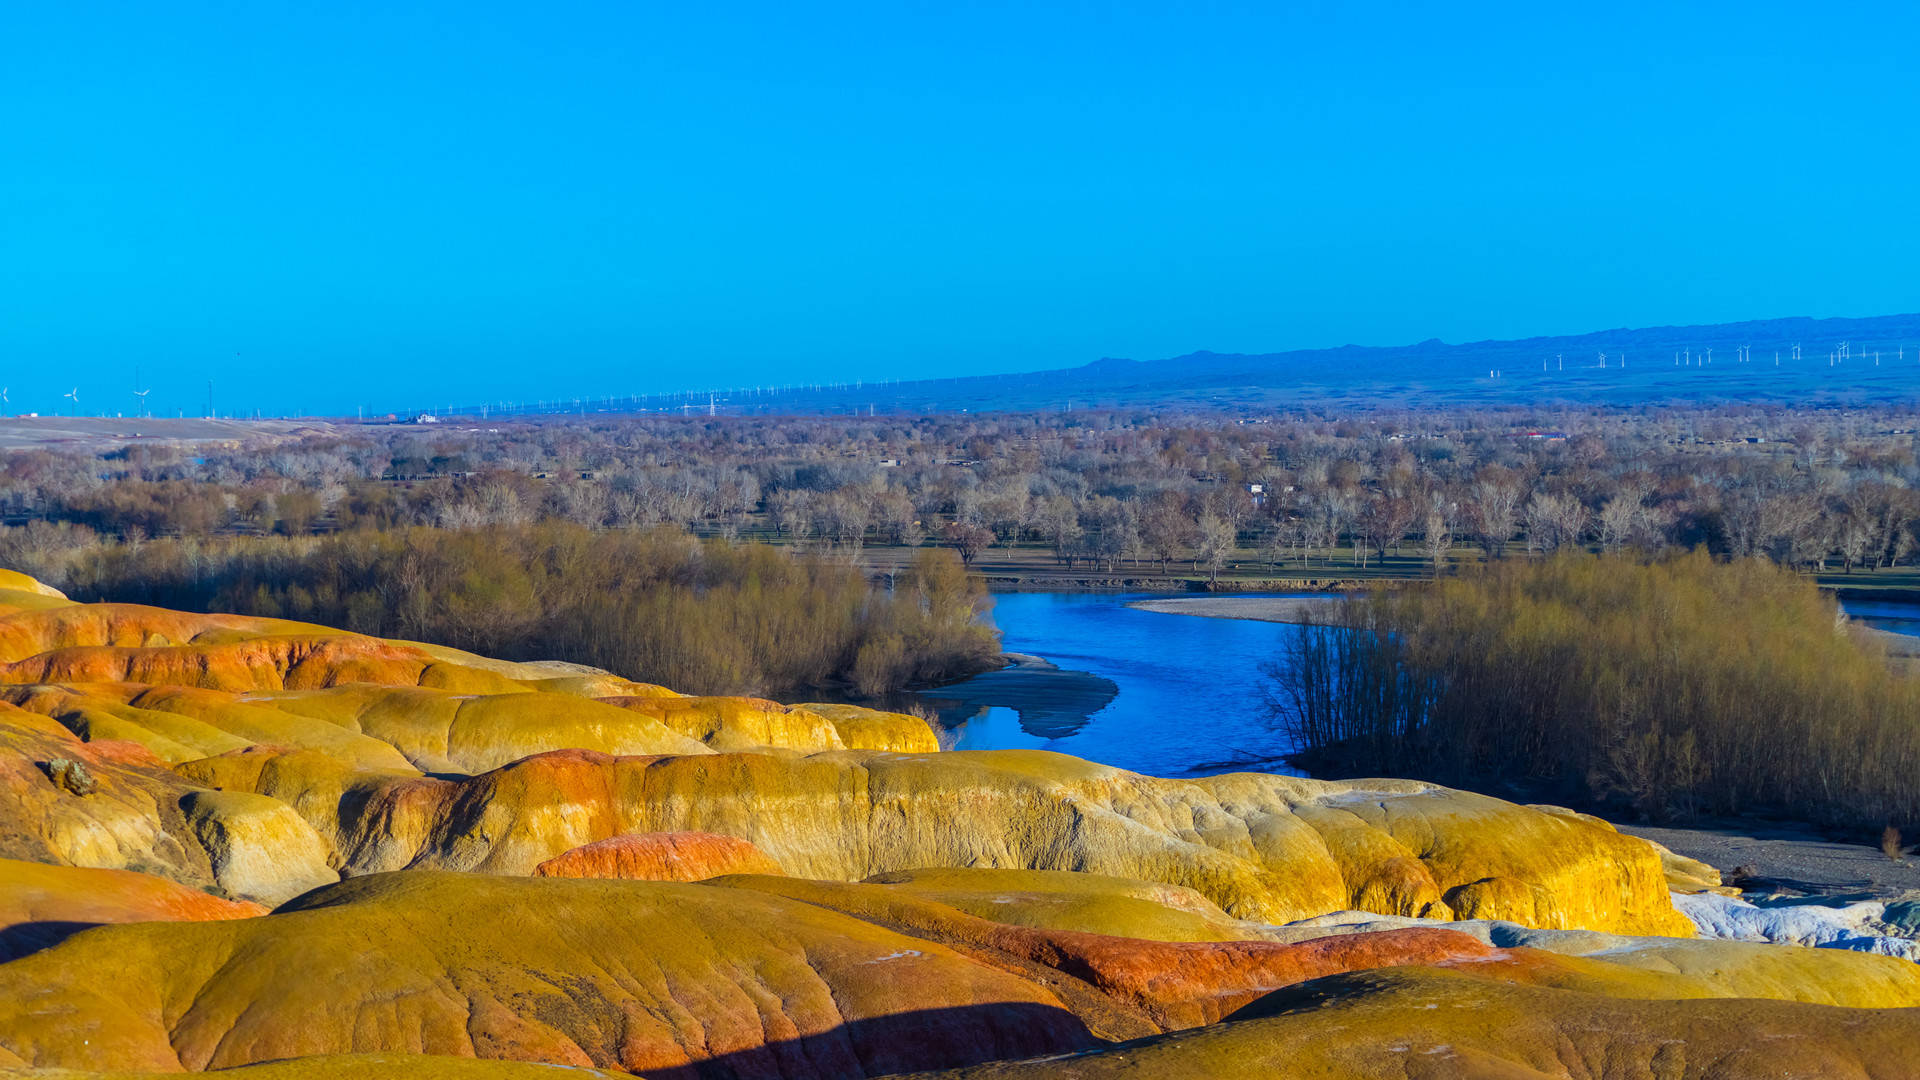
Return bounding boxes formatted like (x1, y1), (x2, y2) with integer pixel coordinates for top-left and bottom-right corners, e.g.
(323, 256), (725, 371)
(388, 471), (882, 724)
(846, 540), (1920, 599)
(1128, 593), (1920, 660)
(856, 543), (1403, 593)
(1125, 595), (1343, 623)
(911, 652), (1120, 742)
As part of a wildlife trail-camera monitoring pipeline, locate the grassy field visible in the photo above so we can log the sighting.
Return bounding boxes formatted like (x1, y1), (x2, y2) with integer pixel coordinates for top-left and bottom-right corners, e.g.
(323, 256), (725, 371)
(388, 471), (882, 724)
(1811, 565), (1920, 600)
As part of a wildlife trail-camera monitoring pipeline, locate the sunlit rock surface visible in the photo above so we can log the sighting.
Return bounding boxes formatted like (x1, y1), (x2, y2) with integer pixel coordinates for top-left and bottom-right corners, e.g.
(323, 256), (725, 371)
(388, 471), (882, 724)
(2, 870), (1913, 1077)
(534, 831), (786, 881)
(0, 703), (216, 887)
(1, 570), (1912, 1079)
(1272, 907), (1920, 1008)
(900, 968), (1920, 1079)
(197, 746), (1689, 934)
(0, 872), (1095, 1075)
(177, 789), (339, 905)
(0, 858), (263, 960)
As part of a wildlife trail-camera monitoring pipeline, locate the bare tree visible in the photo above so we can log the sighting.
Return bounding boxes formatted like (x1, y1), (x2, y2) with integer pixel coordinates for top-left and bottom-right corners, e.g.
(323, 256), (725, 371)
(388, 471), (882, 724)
(1423, 507), (1451, 575)
(943, 520), (994, 566)
(1597, 495), (1639, 552)
(1195, 512), (1237, 582)
(1467, 470), (1524, 559)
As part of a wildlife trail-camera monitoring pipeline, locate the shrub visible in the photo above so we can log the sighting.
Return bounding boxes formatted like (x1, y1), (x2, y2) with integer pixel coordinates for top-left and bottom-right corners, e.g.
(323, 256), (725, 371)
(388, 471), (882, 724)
(1270, 550), (1920, 830)
(59, 525), (998, 698)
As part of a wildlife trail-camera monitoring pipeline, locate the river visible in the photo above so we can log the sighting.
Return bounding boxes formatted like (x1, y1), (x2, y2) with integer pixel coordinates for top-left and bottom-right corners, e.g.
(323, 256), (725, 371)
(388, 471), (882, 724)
(904, 591), (1920, 780)
(1842, 599), (1920, 640)
(905, 592), (1316, 778)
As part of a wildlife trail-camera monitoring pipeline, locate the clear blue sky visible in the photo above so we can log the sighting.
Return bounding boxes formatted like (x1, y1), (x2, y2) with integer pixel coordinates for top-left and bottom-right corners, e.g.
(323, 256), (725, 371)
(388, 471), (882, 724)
(4, 2), (1917, 416)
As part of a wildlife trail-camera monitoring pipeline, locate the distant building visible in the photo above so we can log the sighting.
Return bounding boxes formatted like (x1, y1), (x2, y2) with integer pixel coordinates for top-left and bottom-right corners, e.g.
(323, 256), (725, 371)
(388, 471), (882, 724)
(414, 414), (440, 424)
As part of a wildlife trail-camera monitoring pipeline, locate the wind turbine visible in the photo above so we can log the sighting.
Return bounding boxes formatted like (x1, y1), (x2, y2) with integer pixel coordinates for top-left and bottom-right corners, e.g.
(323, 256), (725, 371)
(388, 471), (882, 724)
(132, 388), (151, 418)
(0, 388), (7, 413)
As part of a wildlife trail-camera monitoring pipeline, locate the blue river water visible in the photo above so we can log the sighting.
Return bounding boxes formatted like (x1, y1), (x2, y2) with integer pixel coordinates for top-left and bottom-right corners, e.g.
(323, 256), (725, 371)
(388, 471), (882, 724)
(907, 592), (1313, 778)
(906, 591), (1920, 781)
(1842, 600), (1920, 640)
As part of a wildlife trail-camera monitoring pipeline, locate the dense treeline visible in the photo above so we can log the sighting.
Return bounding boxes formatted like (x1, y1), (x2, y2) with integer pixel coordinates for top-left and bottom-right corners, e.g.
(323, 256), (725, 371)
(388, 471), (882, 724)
(55, 525), (997, 697)
(5, 406), (1920, 581)
(1271, 551), (1920, 830)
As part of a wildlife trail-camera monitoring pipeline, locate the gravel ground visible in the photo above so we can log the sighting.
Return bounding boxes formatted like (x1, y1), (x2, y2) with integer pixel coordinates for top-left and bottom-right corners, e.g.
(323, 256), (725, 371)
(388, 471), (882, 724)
(1618, 819), (1920, 898)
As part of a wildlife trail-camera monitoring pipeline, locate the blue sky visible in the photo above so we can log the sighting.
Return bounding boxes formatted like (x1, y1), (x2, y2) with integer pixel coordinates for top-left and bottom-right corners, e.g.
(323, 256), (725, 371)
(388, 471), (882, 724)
(4, 2), (1917, 416)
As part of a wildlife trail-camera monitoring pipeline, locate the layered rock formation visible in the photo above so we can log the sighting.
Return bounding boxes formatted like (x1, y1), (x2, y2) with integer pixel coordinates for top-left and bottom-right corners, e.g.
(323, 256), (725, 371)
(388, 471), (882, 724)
(0, 872), (1092, 1075)
(905, 968), (1920, 1079)
(533, 831), (786, 880)
(3, 868), (1916, 1076)
(0, 704), (218, 889)
(1, 571), (1914, 1079)
(159, 743), (1694, 934)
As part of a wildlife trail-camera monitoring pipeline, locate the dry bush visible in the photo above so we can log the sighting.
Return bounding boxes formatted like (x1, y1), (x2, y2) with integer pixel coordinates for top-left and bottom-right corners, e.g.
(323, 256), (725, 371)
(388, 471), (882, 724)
(62, 525), (998, 698)
(1272, 550), (1920, 830)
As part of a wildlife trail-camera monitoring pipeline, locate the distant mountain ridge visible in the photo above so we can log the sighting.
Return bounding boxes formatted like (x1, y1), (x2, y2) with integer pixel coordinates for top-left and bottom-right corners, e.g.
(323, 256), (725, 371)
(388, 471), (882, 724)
(773, 312), (1920, 413)
(438, 313), (1920, 419)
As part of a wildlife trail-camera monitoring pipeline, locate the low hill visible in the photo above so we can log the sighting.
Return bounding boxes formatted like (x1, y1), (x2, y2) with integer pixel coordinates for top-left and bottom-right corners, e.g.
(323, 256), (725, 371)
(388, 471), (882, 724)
(484, 312), (1920, 416)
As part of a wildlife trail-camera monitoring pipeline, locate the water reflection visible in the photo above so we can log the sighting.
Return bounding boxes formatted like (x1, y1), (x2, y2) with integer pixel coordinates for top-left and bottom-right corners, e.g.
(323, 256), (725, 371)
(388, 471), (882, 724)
(914, 654), (1118, 739)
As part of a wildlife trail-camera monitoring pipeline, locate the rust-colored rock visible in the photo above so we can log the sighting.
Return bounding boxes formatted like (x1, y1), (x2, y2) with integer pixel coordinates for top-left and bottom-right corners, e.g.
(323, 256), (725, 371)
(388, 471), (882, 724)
(534, 831), (785, 881)
(0, 857), (264, 959)
(718, 873), (1502, 1032)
